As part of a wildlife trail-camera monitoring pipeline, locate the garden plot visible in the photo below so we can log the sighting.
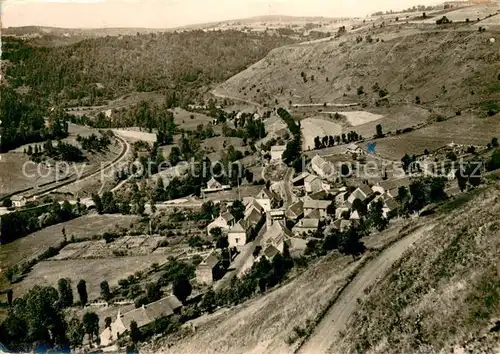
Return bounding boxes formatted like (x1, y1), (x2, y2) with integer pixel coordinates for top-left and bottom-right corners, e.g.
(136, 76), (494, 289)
(301, 117), (342, 151)
(14, 255), (167, 300)
(337, 111), (384, 127)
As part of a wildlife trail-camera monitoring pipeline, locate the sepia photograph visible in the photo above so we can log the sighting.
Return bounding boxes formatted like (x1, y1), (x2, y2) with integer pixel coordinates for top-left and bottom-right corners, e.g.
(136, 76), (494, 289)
(1, 0), (500, 352)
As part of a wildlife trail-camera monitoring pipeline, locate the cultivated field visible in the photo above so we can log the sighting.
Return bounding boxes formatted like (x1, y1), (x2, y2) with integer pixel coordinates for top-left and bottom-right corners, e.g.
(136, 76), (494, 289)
(366, 112), (500, 159)
(14, 255), (167, 300)
(420, 3), (500, 23)
(301, 117), (342, 151)
(112, 128), (157, 143)
(51, 236), (166, 260)
(171, 107), (217, 131)
(475, 12), (500, 27)
(338, 110), (384, 126)
(0, 214), (140, 271)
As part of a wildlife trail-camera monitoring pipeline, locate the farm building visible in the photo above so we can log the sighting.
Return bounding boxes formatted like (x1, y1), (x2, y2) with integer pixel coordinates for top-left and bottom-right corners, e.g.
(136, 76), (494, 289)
(368, 194), (399, 218)
(286, 200), (304, 220)
(201, 178), (231, 196)
(311, 155), (335, 180)
(292, 172), (310, 187)
(99, 295), (182, 346)
(207, 212), (235, 236)
(195, 251), (221, 285)
(303, 199), (332, 219)
(346, 143), (363, 155)
(304, 174), (323, 193)
(371, 177), (411, 195)
(255, 187), (275, 212)
(11, 195), (27, 208)
(270, 145), (287, 161)
(263, 219), (293, 253)
(347, 185), (374, 204)
(292, 218), (319, 236)
(228, 221), (249, 248)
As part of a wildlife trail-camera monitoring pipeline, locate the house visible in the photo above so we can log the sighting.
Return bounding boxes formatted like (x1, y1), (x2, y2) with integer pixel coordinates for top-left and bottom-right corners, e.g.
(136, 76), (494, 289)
(350, 210), (361, 220)
(228, 220), (250, 248)
(195, 251), (221, 285)
(308, 189), (330, 200)
(335, 204), (351, 219)
(371, 177), (411, 195)
(11, 195), (26, 208)
(99, 295), (182, 346)
(311, 155), (335, 180)
(255, 187), (275, 212)
(270, 145), (287, 161)
(207, 177), (222, 190)
(262, 244), (280, 261)
(332, 219), (355, 232)
(286, 200), (304, 220)
(368, 194), (399, 218)
(207, 212), (235, 236)
(303, 199), (332, 219)
(263, 219), (293, 253)
(346, 143), (363, 155)
(292, 172), (310, 187)
(244, 206), (264, 229)
(304, 174), (323, 193)
(347, 185), (374, 204)
(292, 218), (319, 236)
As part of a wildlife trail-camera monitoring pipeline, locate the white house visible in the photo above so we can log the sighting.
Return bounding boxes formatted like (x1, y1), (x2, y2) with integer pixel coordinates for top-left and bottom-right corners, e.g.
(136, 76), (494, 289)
(99, 295), (182, 346)
(228, 221), (249, 248)
(346, 143), (363, 155)
(347, 185), (374, 204)
(311, 155), (335, 180)
(304, 174), (323, 194)
(270, 145), (287, 161)
(207, 212), (235, 236)
(11, 195), (27, 208)
(255, 187), (275, 212)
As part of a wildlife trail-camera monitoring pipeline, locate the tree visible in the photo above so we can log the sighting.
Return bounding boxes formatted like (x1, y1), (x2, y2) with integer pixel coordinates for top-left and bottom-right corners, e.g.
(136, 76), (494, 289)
(357, 86), (364, 95)
(129, 320), (142, 343)
(314, 136), (322, 150)
(200, 288), (218, 313)
(172, 275), (192, 303)
(146, 281), (162, 303)
(415, 96), (421, 104)
(491, 137), (499, 148)
(3, 198), (12, 208)
(375, 124), (384, 138)
(58, 278), (73, 308)
(92, 193), (103, 214)
(100, 280), (111, 301)
(67, 317), (84, 349)
(104, 316), (112, 329)
(339, 227), (366, 259)
(215, 235), (229, 249)
(169, 146), (182, 166)
(1, 285), (68, 352)
(6, 288), (13, 306)
(229, 200), (245, 221)
(82, 312), (99, 345)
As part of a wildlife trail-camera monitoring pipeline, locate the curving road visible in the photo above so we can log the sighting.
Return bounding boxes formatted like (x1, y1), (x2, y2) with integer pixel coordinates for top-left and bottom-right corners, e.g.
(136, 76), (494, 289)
(297, 222), (437, 354)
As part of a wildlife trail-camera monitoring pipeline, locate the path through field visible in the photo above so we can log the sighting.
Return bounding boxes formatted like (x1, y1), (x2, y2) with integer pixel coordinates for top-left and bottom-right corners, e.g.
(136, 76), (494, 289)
(297, 223), (437, 354)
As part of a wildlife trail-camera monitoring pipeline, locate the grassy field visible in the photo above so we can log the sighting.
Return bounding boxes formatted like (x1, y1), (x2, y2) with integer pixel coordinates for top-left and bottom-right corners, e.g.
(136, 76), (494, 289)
(13, 254), (167, 300)
(0, 214), (139, 272)
(365, 112), (500, 159)
(171, 108), (218, 132)
(301, 117), (342, 151)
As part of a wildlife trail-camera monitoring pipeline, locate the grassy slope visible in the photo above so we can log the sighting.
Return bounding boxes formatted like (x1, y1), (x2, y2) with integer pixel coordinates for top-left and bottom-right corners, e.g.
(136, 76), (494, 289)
(215, 25), (500, 115)
(336, 185), (500, 353)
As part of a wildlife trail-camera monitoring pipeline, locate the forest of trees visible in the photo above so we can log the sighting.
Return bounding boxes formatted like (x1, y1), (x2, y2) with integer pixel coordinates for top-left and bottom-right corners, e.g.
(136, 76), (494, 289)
(2, 31), (296, 106)
(0, 86), (69, 152)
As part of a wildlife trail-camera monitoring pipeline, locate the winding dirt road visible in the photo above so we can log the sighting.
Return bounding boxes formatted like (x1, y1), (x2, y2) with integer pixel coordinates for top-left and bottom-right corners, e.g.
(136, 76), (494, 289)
(297, 223), (437, 354)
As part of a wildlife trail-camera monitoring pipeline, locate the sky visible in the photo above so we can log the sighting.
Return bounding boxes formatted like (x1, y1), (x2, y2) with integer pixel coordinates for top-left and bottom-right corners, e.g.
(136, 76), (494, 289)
(2, 0), (440, 28)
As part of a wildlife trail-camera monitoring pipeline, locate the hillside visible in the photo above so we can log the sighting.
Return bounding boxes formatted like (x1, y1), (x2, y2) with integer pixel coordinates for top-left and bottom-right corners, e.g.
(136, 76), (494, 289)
(335, 186), (500, 353)
(214, 24), (500, 116)
(1, 30), (297, 105)
(141, 184), (500, 354)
